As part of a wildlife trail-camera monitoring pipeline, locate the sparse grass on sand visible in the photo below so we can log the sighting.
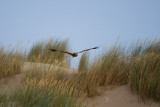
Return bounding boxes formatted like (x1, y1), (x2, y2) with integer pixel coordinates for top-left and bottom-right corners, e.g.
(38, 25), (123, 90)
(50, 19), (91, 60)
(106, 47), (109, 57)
(0, 38), (160, 106)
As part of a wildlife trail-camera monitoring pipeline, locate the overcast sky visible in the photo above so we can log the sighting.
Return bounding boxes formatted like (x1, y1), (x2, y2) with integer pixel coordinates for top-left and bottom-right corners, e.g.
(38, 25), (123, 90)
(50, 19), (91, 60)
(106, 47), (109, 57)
(0, 0), (160, 68)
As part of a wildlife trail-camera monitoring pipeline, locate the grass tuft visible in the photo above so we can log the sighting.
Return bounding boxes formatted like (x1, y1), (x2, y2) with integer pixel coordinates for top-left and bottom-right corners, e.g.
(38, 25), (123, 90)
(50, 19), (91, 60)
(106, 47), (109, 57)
(78, 52), (89, 73)
(0, 46), (23, 79)
(129, 52), (160, 101)
(28, 38), (70, 66)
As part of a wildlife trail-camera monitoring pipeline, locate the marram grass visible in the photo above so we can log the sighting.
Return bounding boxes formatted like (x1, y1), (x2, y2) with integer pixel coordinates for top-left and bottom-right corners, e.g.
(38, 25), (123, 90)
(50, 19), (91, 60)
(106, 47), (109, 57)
(129, 53), (160, 101)
(77, 39), (160, 102)
(77, 45), (129, 96)
(28, 38), (70, 67)
(0, 64), (85, 107)
(0, 46), (23, 79)
(78, 52), (89, 73)
(0, 38), (160, 106)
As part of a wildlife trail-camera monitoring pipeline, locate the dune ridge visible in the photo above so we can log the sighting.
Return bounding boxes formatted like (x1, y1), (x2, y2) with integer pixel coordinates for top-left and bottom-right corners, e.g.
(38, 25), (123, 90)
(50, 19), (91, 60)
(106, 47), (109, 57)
(0, 62), (159, 107)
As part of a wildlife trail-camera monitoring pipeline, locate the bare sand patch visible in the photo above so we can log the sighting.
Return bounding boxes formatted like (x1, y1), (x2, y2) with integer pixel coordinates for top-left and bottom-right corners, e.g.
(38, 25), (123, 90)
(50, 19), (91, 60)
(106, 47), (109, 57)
(23, 62), (77, 74)
(0, 73), (25, 94)
(87, 85), (159, 107)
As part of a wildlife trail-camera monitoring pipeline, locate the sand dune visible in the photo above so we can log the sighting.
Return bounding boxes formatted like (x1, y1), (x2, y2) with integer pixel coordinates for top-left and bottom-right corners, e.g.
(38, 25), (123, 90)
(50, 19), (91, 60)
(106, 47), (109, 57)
(23, 62), (77, 73)
(0, 73), (24, 94)
(0, 62), (159, 107)
(0, 62), (77, 93)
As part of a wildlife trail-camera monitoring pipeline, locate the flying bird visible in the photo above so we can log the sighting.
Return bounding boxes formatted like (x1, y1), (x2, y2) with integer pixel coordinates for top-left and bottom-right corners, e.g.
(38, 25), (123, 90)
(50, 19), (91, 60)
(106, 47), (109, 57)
(49, 47), (98, 57)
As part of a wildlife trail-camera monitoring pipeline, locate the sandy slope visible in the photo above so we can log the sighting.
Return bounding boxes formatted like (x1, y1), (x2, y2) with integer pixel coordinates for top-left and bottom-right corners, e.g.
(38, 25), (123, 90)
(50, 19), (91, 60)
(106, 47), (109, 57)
(87, 85), (159, 107)
(0, 73), (24, 94)
(0, 62), (77, 93)
(23, 62), (77, 73)
(0, 62), (159, 107)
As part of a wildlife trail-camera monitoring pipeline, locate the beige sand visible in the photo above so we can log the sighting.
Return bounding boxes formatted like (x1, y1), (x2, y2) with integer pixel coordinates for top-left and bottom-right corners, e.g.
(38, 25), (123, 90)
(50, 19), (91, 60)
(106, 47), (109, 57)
(0, 73), (24, 94)
(87, 85), (160, 107)
(23, 62), (77, 73)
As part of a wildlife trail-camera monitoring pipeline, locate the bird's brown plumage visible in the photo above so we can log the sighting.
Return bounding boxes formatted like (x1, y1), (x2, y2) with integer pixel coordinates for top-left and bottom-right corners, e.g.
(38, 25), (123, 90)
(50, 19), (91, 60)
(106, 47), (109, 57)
(49, 47), (98, 57)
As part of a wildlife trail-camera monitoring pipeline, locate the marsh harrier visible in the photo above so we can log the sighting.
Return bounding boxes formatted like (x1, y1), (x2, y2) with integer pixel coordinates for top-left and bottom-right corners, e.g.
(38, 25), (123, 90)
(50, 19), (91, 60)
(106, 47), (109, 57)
(49, 47), (98, 57)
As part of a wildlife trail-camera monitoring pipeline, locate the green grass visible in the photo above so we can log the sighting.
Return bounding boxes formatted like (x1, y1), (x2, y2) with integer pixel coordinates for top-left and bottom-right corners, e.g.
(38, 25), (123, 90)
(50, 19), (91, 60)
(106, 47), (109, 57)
(128, 39), (160, 101)
(129, 53), (160, 101)
(78, 52), (89, 73)
(8, 79), (84, 107)
(0, 65), (85, 107)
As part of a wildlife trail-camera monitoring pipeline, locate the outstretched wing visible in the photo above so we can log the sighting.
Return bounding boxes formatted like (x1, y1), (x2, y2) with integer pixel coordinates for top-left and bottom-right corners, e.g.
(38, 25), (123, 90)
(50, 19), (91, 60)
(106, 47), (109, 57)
(49, 49), (73, 56)
(77, 47), (99, 53)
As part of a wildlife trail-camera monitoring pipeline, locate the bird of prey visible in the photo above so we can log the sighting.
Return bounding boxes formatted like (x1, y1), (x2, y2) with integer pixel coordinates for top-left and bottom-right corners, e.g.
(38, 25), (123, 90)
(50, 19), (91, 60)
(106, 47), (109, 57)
(49, 47), (98, 57)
